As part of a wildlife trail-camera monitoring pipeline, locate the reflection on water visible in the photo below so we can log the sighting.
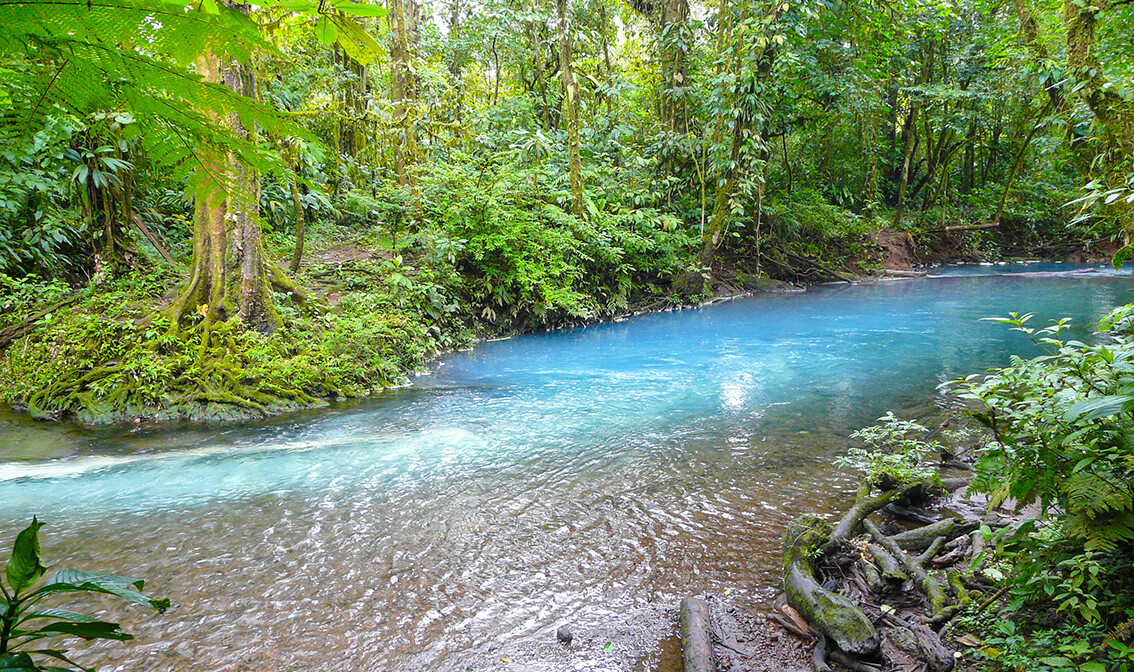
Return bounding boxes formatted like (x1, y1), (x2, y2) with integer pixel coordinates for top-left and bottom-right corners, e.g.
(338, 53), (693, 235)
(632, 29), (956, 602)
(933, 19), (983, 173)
(1, 267), (1131, 671)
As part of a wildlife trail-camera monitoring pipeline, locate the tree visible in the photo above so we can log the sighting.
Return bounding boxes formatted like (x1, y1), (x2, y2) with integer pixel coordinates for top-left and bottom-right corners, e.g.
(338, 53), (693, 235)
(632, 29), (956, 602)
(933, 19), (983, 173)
(557, 0), (584, 217)
(389, 0), (420, 186)
(1062, 0), (1134, 230)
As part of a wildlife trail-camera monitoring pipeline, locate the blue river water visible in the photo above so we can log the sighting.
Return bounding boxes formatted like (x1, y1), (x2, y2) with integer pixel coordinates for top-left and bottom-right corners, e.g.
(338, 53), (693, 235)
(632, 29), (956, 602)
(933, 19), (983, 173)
(0, 263), (1130, 671)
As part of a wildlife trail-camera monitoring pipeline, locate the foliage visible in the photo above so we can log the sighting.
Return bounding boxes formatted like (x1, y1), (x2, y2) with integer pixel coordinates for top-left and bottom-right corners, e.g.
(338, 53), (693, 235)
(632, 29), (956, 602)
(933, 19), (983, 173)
(946, 308), (1134, 671)
(950, 311), (1134, 553)
(0, 518), (168, 672)
(836, 411), (939, 489)
(0, 268), (444, 422)
(959, 610), (1134, 672)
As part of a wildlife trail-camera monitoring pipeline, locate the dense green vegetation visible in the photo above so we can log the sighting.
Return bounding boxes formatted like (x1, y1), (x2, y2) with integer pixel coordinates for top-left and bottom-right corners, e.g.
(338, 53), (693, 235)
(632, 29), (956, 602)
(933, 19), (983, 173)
(2, 1), (1134, 666)
(2, 0), (1132, 421)
(830, 312), (1134, 671)
(946, 312), (1134, 672)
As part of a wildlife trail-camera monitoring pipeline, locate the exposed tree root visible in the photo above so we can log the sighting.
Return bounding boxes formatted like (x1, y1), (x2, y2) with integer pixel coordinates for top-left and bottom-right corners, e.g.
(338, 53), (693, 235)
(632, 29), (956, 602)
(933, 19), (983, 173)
(778, 474), (978, 672)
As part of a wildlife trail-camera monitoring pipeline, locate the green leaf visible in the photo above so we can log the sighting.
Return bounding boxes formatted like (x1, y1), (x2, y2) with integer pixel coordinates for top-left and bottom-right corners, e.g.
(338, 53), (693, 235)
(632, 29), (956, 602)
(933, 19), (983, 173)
(37, 569), (169, 613)
(1114, 244), (1132, 270)
(315, 16), (338, 45)
(6, 518), (47, 595)
(1080, 663), (1107, 672)
(26, 619), (133, 641)
(18, 609), (102, 626)
(1064, 395), (1134, 421)
(330, 0), (387, 16)
(0, 654), (36, 671)
(27, 649), (96, 672)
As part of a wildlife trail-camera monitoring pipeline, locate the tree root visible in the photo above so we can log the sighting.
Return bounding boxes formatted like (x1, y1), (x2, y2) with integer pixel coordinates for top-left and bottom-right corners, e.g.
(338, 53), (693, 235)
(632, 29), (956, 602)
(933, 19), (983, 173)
(890, 517), (979, 552)
(784, 515), (880, 656)
(866, 519), (950, 619)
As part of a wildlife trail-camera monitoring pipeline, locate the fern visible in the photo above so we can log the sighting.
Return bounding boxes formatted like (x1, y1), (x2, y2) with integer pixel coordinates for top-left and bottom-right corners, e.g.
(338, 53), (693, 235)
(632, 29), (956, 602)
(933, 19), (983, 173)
(0, 0), (384, 197)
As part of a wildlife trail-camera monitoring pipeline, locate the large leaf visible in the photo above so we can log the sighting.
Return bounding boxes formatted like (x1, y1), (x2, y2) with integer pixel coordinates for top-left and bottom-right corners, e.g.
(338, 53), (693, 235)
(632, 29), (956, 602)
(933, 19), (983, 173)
(0, 654), (36, 671)
(20, 620), (132, 642)
(27, 649), (95, 672)
(1064, 394), (1134, 421)
(6, 518), (47, 595)
(37, 570), (169, 613)
(330, 0), (388, 17)
(18, 609), (101, 625)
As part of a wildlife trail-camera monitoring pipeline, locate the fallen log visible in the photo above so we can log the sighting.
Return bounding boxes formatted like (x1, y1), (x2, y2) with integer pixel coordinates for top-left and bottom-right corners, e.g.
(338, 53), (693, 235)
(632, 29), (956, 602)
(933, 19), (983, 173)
(922, 222), (999, 234)
(680, 597), (717, 672)
(782, 250), (857, 284)
(131, 214), (176, 265)
(784, 515), (879, 656)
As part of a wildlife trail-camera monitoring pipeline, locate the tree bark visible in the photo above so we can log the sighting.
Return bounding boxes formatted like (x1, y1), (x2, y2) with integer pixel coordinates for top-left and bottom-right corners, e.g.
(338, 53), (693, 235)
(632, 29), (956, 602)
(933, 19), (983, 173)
(389, 0), (420, 186)
(169, 50), (282, 335)
(658, 0), (690, 132)
(557, 0), (584, 218)
(679, 597), (717, 672)
(1063, 0), (1134, 229)
(892, 103), (920, 228)
(783, 515), (880, 656)
(288, 171), (306, 274)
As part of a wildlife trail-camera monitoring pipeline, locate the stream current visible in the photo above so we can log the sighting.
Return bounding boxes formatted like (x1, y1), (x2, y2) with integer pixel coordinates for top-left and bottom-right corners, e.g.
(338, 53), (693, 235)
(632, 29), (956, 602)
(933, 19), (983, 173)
(0, 263), (1131, 671)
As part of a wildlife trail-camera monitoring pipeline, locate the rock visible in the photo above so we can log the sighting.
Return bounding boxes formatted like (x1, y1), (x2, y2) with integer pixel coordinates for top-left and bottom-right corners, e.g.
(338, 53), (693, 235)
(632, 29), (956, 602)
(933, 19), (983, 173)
(556, 627), (572, 645)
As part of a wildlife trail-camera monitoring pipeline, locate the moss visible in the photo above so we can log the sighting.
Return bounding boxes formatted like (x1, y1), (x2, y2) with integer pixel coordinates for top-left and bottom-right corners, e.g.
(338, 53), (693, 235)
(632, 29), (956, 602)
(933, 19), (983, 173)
(783, 514), (880, 655)
(0, 268), (449, 424)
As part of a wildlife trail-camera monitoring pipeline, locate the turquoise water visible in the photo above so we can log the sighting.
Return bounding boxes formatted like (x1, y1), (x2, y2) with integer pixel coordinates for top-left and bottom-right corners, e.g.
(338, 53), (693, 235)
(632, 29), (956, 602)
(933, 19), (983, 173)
(0, 265), (1131, 671)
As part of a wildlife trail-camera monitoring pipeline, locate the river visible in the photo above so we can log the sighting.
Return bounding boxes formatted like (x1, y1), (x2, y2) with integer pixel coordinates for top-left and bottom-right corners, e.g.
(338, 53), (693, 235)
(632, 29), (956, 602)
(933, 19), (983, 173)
(0, 263), (1130, 671)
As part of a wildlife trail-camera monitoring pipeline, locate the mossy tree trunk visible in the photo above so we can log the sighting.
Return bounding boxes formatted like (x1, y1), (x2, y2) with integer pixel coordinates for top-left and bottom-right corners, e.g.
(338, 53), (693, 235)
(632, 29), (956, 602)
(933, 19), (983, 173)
(557, 0), (584, 218)
(891, 103), (919, 228)
(390, 0), (420, 187)
(338, 49), (367, 161)
(658, 0), (690, 133)
(169, 51), (295, 336)
(696, 9), (778, 278)
(1063, 0), (1134, 230)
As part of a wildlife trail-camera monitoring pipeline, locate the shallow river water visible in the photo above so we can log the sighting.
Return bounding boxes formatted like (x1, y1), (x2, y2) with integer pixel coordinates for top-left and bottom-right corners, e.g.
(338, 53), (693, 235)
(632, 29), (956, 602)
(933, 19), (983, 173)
(0, 263), (1131, 671)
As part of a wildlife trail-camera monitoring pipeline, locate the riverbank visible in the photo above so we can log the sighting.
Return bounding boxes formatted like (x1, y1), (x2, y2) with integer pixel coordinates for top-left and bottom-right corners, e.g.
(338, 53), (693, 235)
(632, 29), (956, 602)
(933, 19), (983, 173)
(0, 230), (805, 425)
(0, 203), (1116, 427)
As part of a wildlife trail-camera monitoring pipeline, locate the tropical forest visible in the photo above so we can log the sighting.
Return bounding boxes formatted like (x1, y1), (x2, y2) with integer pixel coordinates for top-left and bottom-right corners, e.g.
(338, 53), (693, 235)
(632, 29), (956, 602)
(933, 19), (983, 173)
(0, 0), (1132, 669)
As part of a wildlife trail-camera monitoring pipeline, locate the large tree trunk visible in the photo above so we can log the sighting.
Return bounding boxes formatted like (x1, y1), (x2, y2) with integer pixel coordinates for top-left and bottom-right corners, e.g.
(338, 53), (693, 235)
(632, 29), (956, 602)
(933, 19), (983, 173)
(389, 0), (420, 186)
(446, 0), (464, 123)
(557, 0), (584, 218)
(694, 0), (779, 280)
(892, 104), (920, 227)
(1063, 0), (1134, 229)
(339, 50), (367, 160)
(169, 51), (283, 335)
(658, 0), (690, 132)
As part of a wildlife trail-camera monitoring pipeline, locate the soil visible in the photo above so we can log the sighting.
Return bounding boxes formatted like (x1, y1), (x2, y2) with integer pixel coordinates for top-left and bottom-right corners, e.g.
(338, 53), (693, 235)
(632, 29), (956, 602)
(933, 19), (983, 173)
(873, 229), (919, 270)
(462, 593), (813, 672)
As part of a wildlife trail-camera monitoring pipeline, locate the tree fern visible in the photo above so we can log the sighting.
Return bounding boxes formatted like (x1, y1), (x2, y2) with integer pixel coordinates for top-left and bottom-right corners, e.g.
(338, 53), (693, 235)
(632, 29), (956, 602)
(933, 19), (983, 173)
(0, 0), (385, 196)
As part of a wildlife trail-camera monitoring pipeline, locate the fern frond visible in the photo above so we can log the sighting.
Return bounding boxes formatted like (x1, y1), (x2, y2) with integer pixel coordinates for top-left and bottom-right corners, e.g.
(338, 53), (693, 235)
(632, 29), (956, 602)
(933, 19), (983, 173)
(1067, 469), (1134, 519)
(0, 0), (307, 196)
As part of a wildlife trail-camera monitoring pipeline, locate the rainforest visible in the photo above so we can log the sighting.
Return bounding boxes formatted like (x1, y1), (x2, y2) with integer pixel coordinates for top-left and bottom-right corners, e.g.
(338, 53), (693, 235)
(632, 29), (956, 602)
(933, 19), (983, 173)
(0, 0), (1132, 670)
